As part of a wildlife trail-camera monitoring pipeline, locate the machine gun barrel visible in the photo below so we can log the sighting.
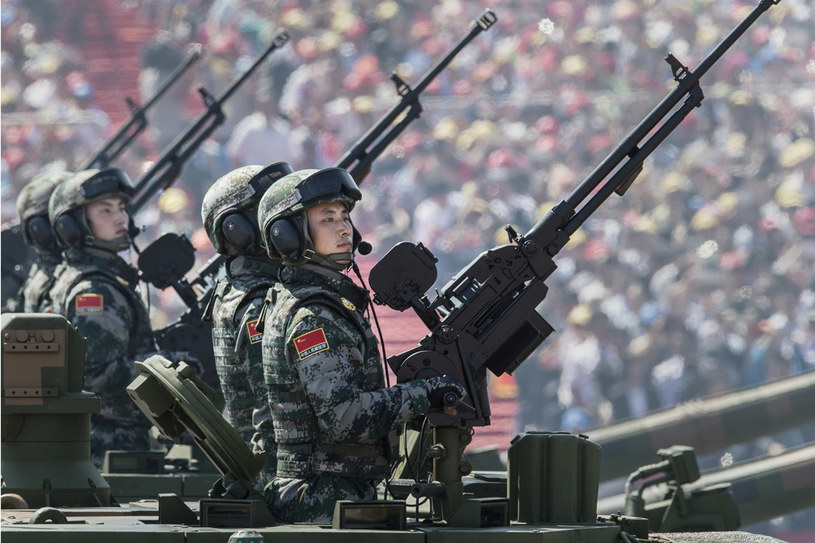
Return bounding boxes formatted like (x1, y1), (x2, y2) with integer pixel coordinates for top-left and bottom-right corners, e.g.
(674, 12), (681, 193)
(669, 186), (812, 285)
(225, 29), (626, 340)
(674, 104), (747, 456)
(128, 30), (290, 214)
(530, 0), (780, 244)
(589, 371), (815, 482)
(82, 44), (203, 170)
(336, 9), (497, 183)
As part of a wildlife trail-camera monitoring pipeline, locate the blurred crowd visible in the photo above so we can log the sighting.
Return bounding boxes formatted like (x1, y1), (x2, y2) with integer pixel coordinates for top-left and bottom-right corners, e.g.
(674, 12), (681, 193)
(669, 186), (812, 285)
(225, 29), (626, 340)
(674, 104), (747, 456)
(3, 0), (815, 462)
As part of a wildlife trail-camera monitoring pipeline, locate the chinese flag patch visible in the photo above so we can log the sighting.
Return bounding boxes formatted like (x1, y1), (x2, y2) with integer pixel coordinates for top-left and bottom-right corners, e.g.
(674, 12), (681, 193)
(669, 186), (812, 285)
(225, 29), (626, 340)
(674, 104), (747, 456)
(246, 319), (262, 344)
(293, 328), (329, 360)
(75, 293), (103, 315)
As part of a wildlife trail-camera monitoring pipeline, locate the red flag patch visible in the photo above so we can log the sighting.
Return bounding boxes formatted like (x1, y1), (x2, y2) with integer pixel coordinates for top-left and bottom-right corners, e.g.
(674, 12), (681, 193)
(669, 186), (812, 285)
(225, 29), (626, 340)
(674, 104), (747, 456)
(246, 319), (262, 344)
(76, 293), (103, 315)
(293, 328), (329, 360)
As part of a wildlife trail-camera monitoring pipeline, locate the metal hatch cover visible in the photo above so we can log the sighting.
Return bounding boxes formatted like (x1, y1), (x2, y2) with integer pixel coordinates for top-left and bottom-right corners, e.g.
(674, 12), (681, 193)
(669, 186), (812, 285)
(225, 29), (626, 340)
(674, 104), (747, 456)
(127, 354), (264, 488)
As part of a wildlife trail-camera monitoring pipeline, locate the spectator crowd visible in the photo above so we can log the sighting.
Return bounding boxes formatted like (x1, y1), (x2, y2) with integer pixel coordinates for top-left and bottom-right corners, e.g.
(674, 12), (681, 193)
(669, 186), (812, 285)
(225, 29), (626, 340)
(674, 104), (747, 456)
(3, 0), (815, 486)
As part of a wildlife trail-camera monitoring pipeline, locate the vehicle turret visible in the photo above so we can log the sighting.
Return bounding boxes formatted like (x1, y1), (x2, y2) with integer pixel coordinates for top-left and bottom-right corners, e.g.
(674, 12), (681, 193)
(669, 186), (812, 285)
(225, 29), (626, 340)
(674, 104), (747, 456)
(0, 313), (110, 507)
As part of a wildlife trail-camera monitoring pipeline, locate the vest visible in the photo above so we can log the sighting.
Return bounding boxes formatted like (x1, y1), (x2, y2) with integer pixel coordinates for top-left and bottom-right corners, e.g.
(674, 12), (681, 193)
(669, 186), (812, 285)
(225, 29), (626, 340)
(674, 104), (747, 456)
(204, 256), (278, 449)
(261, 264), (390, 480)
(49, 248), (155, 354)
(20, 254), (61, 312)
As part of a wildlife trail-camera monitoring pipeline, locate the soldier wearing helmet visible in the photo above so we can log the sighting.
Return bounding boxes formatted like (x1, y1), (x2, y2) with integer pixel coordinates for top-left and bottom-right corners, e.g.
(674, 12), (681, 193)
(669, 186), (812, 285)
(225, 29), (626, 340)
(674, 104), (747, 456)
(256, 167), (465, 523)
(201, 161), (293, 486)
(48, 167), (158, 466)
(15, 170), (74, 312)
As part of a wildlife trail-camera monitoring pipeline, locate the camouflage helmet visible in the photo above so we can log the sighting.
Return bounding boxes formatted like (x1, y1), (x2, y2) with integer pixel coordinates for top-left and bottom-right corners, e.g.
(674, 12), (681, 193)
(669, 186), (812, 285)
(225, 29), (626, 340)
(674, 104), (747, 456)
(16, 170), (75, 252)
(48, 167), (135, 252)
(201, 162), (293, 256)
(257, 167), (361, 267)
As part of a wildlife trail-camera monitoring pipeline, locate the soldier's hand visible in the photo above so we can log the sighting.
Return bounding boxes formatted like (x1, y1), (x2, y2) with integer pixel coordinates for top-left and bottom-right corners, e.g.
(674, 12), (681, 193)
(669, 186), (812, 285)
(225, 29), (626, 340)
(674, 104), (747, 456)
(424, 375), (466, 411)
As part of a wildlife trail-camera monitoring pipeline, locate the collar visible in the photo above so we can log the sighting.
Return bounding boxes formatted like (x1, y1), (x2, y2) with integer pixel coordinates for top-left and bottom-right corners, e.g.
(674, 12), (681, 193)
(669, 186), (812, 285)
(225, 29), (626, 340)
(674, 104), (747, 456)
(227, 254), (282, 280)
(280, 262), (369, 311)
(64, 247), (141, 288)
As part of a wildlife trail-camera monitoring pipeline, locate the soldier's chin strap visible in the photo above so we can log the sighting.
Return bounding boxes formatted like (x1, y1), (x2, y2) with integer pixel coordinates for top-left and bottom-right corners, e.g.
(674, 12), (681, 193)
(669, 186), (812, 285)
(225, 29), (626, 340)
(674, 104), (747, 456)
(351, 260), (390, 387)
(309, 251), (353, 271)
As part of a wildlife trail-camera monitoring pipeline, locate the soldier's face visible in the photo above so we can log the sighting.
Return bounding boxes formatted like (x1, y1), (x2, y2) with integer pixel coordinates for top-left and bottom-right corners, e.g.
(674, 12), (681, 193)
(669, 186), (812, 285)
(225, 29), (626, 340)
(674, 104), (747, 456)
(85, 196), (129, 242)
(307, 201), (353, 264)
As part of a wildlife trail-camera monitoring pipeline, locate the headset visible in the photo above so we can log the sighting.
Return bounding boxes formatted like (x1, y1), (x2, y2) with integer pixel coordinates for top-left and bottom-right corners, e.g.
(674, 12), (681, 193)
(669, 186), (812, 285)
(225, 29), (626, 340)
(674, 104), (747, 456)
(267, 211), (369, 261)
(54, 211), (85, 248)
(264, 167), (368, 262)
(218, 162), (294, 255)
(24, 215), (58, 253)
(268, 213), (306, 261)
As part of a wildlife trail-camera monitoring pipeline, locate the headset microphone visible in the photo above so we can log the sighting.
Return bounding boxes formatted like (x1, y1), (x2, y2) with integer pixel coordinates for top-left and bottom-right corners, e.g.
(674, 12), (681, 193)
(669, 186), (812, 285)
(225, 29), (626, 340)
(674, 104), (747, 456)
(357, 241), (373, 255)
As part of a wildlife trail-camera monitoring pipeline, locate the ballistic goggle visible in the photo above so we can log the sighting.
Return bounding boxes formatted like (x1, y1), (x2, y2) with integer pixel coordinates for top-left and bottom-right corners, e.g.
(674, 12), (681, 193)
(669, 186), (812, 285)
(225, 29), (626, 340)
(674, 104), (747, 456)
(294, 167), (361, 207)
(248, 161), (295, 197)
(81, 168), (135, 202)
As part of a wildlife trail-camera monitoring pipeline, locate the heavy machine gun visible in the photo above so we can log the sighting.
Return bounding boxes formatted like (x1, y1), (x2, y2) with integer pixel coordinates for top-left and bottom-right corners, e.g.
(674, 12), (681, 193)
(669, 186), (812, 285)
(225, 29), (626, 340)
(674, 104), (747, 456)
(371, 0), (781, 428)
(369, 0), (782, 524)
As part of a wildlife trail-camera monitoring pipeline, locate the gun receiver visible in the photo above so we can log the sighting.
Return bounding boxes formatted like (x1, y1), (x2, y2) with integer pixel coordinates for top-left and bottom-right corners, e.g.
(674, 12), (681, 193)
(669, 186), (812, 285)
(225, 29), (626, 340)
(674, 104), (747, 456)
(337, 9), (497, 182)
(369, 0), (782, 428)
(128, 29), (290, 214)
(82, 44), (203, 170)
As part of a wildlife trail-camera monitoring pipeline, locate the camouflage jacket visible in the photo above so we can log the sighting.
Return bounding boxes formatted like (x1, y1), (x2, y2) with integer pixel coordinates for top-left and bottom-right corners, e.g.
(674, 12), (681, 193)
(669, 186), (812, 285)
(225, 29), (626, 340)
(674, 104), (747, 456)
(20, 252), (62, 312)
(204, 254), (279, 479)
(49, 247), (157, 457)
(260, 263), (431, 481)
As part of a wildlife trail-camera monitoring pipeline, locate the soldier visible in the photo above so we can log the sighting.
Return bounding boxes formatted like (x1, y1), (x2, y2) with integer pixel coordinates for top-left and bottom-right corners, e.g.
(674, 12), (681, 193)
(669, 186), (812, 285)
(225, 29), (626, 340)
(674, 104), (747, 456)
(15, 170), (74, 312)
(256, 167), (465, 523)
(201, 161), (294, 486)
(48, 167), (157, 466)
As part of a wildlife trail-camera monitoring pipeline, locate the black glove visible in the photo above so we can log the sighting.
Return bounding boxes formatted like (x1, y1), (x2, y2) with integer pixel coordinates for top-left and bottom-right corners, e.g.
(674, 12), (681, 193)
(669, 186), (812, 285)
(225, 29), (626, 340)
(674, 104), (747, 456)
(425, 375), (466, 410)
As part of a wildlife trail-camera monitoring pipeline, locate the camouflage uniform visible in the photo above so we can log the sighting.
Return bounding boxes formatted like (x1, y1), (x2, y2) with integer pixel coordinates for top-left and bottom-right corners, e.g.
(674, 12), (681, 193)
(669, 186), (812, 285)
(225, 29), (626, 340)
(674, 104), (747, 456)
(21, 254), (62, 312)
(257, 167), (464, 523)
(260, 263), (432, 523)
(16, 170), (75, 313)
(200, 162), (294, 485)
(205, 254), (280, 484)
(47, 168), (156, 467)
(49, 247), (157, 465)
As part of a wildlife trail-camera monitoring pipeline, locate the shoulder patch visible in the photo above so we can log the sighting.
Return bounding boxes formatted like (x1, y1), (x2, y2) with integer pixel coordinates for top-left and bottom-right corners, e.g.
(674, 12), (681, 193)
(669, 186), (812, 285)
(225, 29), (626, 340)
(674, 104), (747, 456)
(76, 293), (103, 315)
(246, 319), (262, 344)
(293, 328), (329, 360)
(340, 297), (356, 312)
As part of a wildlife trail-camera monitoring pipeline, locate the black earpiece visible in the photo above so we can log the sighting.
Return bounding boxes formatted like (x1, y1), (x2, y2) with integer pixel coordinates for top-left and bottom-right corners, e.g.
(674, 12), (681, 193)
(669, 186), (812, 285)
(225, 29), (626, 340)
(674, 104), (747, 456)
(222, 213), (257, 253)
(269, 217), (304, 261)
(25, 215), (57, 252)
(54, 213), (83, 248)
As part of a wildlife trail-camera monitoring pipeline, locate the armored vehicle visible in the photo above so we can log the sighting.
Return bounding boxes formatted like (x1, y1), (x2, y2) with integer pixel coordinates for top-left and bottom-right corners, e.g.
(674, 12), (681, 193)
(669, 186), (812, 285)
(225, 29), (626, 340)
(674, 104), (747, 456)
(0, 312), (798, 543)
